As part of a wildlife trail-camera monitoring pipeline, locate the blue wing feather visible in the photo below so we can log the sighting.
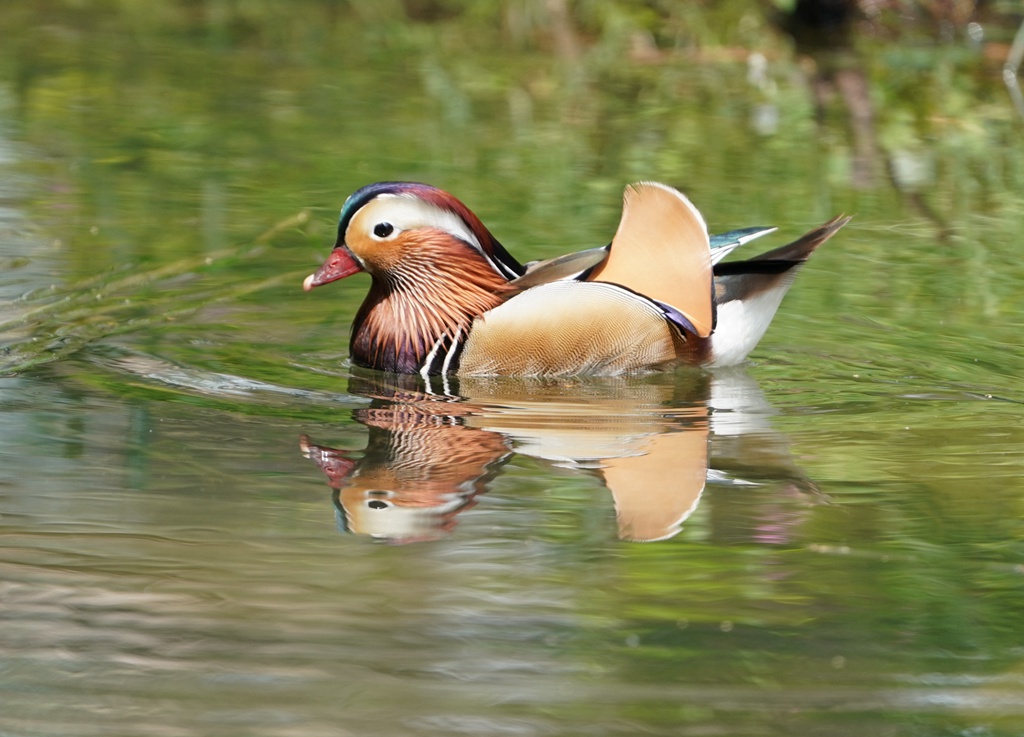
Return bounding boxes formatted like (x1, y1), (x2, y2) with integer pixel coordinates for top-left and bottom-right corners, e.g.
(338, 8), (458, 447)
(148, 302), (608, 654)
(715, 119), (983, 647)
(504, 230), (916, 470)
(709, 226), (777, 265)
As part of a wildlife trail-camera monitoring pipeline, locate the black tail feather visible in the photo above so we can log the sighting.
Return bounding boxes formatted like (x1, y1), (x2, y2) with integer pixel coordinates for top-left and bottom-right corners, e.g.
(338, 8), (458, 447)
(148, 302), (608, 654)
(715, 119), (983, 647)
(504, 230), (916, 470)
(747, 215), (850, 264)
(712, 215), (850, 304)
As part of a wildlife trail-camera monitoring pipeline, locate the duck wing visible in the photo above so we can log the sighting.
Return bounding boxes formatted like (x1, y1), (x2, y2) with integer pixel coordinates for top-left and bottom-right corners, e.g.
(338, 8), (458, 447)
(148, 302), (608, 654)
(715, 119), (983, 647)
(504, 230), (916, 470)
(510, 246), (610, 289)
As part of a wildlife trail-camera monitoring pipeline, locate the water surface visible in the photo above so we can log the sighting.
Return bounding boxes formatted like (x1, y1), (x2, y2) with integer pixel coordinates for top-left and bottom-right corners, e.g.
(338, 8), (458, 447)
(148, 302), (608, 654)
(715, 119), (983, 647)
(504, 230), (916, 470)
(2, 4), (1023, 735)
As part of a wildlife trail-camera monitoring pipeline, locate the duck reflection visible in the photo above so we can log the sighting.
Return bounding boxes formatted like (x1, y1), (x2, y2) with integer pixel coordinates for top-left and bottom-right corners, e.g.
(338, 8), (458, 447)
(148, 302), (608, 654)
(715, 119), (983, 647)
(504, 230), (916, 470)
(300, 384), (509, 543)
(301, 369), (818, 544)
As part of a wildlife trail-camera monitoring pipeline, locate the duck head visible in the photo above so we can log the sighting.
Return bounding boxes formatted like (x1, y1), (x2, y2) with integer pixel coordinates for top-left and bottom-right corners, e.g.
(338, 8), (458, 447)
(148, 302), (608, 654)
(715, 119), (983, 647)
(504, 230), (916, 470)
(304, 182), (525, 373)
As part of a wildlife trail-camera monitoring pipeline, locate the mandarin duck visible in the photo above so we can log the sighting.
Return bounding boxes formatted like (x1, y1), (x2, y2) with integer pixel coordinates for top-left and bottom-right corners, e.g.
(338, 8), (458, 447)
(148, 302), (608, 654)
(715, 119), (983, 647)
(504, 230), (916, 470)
(303, 181), (849, 377)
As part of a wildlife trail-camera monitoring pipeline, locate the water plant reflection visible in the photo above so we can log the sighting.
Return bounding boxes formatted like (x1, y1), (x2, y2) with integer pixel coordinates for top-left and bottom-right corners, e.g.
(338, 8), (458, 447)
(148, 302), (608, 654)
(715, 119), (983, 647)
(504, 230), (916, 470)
(301, 369), (821, 544)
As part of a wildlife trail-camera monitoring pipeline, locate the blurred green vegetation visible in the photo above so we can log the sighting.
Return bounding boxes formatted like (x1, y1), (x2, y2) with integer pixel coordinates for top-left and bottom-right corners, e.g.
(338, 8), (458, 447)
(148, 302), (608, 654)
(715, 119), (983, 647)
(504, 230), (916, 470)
(2, 0), (1021, 250)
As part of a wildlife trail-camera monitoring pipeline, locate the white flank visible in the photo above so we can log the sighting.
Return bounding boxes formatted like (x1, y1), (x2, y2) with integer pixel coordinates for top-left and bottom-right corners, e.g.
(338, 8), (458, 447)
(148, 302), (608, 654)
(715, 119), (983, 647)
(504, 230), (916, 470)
(709, 276), (797, 367)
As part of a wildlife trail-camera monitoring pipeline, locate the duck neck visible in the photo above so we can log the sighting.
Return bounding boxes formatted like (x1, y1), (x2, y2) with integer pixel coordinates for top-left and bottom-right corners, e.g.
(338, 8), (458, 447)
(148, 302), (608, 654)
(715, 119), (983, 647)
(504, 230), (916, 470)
(351, 254), (509, 374)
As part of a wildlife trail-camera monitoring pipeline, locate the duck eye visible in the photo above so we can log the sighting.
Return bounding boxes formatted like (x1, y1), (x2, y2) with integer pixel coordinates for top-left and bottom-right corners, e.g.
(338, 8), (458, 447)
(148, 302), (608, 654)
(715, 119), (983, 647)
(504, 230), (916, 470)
(373, 222), (394, 238)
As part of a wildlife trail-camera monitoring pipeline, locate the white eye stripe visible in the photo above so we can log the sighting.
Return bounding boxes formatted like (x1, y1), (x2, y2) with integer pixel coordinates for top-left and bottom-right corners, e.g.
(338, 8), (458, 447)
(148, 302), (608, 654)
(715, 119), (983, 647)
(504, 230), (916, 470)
(356, 194), (483, 250)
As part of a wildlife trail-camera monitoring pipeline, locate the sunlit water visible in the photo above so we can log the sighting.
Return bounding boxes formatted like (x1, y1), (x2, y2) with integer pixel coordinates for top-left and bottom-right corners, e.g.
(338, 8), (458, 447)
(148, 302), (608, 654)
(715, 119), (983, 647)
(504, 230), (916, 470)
(2, 5), (1023, 736)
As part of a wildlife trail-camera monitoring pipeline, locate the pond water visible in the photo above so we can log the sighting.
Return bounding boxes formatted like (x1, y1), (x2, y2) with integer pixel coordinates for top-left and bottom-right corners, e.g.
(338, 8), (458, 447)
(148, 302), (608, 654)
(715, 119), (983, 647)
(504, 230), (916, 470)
(2, 3), (1023, 736)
